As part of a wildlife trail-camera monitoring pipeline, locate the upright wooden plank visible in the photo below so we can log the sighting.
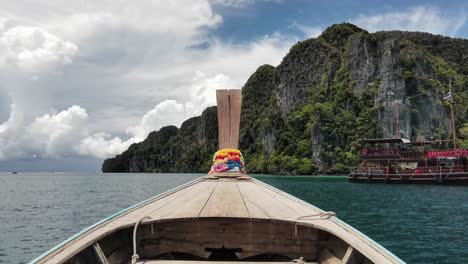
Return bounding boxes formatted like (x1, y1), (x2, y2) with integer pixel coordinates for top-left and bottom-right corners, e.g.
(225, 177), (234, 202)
(228, 89), (242, 149)
(199, 181), (249, 217)
(217, 90), (231, 149)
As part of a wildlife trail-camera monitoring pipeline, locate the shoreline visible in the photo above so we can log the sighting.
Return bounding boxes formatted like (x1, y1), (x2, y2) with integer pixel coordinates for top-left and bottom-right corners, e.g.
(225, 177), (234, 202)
(0, 171), (347, 177)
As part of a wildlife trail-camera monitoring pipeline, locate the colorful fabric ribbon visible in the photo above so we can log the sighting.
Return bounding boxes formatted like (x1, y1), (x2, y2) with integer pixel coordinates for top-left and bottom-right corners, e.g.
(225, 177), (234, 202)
(209, 149), (246, 174)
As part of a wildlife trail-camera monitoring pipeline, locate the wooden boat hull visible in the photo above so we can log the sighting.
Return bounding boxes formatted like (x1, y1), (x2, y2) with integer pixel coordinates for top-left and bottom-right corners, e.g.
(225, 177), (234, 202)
(349, 172), (468, 184)
(30, 176), (404, 264)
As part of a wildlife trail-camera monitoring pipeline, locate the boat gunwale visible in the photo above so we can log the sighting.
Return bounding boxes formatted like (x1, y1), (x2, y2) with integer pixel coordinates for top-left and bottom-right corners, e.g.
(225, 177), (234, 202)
(29, 177), (205, 264)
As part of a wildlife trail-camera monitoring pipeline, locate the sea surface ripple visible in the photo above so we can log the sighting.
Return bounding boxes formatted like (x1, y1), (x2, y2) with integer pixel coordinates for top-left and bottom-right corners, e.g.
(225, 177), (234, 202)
(0, 173), (467, 264)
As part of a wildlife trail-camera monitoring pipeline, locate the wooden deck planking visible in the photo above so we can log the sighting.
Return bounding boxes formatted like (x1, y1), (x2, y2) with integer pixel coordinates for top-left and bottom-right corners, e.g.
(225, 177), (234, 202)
(199, 181), (249, 218)
(237, 181), (299, 220)
(148, 181), (218, 219)
(241, 198), (271, 219)
(116, 182), (204, 223)
(254, 182), (322, 219)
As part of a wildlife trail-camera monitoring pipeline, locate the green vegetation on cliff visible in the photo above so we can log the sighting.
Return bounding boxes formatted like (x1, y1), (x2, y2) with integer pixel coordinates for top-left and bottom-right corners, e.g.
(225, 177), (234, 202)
(102, 107), (218, 173)
(103, 23), (468, 174)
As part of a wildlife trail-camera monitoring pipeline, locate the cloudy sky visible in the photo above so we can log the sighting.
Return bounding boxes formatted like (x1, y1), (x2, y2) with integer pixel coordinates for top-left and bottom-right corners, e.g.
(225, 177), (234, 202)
(0, 0), (467, 172)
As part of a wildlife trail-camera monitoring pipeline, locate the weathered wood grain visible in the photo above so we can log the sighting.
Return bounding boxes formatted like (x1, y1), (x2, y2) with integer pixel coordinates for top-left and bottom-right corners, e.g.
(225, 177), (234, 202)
(216, 90), (231, 149)
(148, 181), (217, 219)
(199, 182), (249, 217)
(237, 181), (298, 219)
(317, 247), (341, 264)
(216, 89), (242, 149)
(139, 218), (322, 260)
(38, 178), (402, 264)
(228, 89), (242, 149)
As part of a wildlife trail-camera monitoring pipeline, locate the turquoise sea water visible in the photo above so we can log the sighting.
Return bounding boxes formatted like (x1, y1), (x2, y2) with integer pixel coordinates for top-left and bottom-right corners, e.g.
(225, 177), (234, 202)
(0, 173), (467, 264)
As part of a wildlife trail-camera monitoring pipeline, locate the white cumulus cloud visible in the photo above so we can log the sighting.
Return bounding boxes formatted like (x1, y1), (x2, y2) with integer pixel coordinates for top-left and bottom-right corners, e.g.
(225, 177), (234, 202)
(2, 1), (465, 171)
(351, 6), (467, 36)
(27, 105), (88, 157)
(79, 71), (238, 159)
(0, 105), (88, 160)
(126, 100), (186, 141)
(79, 132), (137, 159)
(0, 0), (294, 167)
(0, 26), (78, 71)
(211, 0), (280, 8)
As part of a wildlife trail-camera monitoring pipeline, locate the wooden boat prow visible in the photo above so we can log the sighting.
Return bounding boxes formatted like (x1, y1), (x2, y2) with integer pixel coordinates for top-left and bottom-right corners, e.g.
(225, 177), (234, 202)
(32, 173), (403, 264)
(31, 90), (405, 264)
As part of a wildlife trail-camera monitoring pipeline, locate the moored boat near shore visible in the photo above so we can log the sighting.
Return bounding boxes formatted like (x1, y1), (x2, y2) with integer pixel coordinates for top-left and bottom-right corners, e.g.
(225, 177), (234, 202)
(31, 90), (404, 264)
(349, 138), (468, 184)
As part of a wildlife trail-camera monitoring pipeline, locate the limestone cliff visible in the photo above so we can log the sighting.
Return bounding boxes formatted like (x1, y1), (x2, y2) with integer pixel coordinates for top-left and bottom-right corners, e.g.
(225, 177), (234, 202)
(103, 23), (468, 174)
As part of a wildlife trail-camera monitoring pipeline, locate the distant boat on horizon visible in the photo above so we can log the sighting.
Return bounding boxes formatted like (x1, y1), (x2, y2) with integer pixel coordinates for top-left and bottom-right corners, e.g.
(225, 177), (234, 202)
(12, 171), (18, 174)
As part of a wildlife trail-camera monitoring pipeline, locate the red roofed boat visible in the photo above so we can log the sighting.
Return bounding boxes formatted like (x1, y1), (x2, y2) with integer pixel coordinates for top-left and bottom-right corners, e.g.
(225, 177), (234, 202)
(349, 138), (468, 184)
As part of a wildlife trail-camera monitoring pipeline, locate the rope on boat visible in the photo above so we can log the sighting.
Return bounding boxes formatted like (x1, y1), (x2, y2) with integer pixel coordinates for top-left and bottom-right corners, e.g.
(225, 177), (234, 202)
(296, 211), (336, 220)
(132, 216), (151, 264)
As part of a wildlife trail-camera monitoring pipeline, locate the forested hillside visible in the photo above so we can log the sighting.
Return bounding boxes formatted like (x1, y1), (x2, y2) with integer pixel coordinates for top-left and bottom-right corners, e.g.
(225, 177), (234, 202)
(103, 23), (468, 174)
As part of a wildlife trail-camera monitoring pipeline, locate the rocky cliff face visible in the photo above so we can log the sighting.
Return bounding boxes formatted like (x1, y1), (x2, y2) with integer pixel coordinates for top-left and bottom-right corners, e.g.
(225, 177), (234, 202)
(103, 23), (468, 174)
